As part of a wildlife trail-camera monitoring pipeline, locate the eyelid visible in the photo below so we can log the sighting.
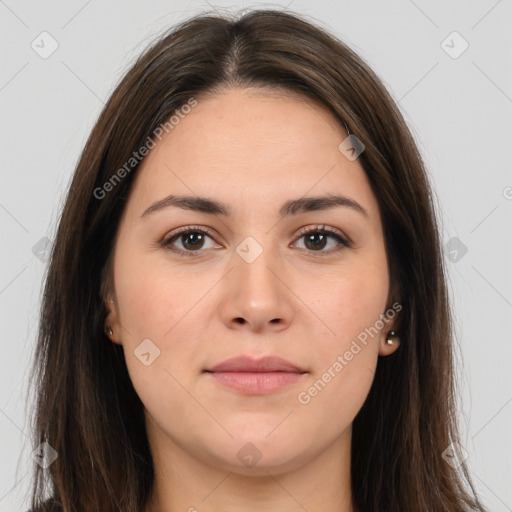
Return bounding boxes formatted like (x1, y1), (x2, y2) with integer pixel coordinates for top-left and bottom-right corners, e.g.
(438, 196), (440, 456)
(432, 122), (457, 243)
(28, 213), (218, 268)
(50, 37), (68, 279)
(294, 224), (351, 246)
(165, 224), (219, 242)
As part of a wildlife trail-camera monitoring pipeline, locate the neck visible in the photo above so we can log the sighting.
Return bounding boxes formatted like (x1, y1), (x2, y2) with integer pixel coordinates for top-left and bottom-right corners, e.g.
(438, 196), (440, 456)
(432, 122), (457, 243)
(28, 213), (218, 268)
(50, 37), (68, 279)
(144, 423), (355, 512)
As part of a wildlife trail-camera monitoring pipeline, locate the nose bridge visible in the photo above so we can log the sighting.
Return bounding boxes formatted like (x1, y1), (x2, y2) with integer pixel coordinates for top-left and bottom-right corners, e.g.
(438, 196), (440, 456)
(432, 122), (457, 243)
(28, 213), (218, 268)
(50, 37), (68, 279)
(232, 233), (282, 293)
(217, 231), (294, 332)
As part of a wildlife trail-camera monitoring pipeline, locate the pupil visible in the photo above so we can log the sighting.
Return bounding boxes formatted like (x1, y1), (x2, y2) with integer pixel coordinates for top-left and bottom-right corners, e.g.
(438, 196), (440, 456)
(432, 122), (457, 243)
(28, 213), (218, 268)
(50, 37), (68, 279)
(306, 233), (326, 250)
(184, 232), (203, 249)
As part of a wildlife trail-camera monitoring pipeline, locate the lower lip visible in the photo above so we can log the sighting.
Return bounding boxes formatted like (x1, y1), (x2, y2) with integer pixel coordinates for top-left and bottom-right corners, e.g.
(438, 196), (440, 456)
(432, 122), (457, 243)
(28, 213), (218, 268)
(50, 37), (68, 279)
(205, 371), (306, 394)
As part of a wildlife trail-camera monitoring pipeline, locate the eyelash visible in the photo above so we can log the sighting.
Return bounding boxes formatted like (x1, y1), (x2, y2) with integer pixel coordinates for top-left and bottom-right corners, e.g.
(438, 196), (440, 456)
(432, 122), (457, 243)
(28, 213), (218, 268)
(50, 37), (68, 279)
(160, 224), (351, 258)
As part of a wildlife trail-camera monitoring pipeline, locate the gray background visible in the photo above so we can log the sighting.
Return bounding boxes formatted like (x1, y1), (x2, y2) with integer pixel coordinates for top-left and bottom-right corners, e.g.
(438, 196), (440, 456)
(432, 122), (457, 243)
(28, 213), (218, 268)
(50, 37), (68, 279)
(1, 0), (511, 510)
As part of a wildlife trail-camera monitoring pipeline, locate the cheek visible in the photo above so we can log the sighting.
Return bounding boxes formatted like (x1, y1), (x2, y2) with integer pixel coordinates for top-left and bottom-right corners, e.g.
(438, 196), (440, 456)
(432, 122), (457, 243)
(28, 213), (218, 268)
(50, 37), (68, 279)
(112, 254), (201, 421)
(296, 271), (385, 425)
(296, 345), (377, 441)
(114, 245), (201, 339)
(297, 257), (388, 408)
(113, 249), (212, 389)
(311, 261), (389, 346)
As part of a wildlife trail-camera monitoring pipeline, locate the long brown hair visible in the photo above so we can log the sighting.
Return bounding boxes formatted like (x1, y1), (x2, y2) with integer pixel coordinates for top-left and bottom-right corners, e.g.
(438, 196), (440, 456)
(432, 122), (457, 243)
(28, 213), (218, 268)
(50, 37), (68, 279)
(27, 8), (487, 512)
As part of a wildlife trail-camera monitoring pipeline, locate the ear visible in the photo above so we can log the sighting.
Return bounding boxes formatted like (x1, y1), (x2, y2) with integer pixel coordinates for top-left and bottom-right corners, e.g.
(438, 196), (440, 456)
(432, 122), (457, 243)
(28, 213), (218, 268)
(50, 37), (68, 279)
(104, 295), (123, 346)
(378, 299), (402, 357)
(101, 256), (123, 346)
(378, 328), (400, 356)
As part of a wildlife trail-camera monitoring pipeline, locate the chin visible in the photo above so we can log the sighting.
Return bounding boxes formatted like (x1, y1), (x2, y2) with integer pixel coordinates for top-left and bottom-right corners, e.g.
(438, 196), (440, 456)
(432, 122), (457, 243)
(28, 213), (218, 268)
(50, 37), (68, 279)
(200, 433), (308, 475)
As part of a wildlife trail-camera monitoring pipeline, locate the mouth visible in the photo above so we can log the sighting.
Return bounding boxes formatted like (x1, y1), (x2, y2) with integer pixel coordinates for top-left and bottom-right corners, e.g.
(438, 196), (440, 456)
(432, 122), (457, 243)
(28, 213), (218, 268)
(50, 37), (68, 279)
(203, 355), (308, 395)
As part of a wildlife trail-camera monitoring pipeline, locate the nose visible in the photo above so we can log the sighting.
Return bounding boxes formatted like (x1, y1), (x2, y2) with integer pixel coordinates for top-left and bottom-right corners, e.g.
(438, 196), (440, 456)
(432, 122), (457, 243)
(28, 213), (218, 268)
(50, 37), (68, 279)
(217, 241), (295, 334)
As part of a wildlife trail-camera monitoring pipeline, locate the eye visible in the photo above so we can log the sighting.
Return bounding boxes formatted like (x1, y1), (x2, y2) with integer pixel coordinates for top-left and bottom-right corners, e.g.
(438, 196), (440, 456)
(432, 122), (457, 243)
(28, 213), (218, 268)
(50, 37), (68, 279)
(292, 225), (351, 254)
(161, 226), (219, 257)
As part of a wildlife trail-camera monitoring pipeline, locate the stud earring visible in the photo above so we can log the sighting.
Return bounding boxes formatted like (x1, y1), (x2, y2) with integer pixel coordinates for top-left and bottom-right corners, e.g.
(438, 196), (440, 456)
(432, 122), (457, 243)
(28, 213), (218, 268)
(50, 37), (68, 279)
(105, 325), (113, 336)
(386, 330), (399, 345)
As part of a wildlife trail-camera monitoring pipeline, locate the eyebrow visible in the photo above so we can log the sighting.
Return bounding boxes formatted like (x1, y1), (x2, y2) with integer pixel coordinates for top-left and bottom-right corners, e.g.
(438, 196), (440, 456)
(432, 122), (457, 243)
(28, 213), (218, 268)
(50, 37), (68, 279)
(140, 194), (369, 219)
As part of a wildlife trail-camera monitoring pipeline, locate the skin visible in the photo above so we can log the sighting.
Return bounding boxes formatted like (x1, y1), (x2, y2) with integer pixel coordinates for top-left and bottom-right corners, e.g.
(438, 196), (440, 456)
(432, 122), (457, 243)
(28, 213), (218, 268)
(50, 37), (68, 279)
(104, 86), (400, 512)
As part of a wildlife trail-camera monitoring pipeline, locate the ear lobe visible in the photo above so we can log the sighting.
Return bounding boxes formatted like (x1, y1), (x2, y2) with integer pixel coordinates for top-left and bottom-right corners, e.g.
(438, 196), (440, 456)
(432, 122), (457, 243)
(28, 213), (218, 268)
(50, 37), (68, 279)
(378, 329), (401, 356)
(104, 297), (122, 345)
(378, 297), (402, 357)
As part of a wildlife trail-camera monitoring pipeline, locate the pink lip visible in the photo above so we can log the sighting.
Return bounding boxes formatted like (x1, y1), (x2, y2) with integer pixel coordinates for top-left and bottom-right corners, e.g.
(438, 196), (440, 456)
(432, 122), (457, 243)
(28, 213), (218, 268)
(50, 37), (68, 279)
(206, 355), (306, 373)
(204, 356), (308, 395)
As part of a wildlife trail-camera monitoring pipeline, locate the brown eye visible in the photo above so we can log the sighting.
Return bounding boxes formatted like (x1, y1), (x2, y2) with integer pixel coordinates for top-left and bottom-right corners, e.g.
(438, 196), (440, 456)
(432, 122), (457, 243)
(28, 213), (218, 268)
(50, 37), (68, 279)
(303, 232), (328, 251)
(294, 225), (350, 254)
(175, 231), (207, 250)
(162, 227), (219, 256)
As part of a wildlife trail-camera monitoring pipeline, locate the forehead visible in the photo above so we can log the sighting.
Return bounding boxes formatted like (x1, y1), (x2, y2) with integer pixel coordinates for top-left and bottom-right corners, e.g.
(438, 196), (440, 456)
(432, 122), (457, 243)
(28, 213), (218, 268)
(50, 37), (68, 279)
(125, 87), (380, 222)
(165, 87), (346, 166)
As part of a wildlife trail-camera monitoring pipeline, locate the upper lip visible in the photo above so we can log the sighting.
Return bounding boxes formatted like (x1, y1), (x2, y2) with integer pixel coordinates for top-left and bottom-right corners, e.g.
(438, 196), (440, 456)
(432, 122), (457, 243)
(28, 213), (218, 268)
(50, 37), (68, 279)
(205, 355), (307, 373)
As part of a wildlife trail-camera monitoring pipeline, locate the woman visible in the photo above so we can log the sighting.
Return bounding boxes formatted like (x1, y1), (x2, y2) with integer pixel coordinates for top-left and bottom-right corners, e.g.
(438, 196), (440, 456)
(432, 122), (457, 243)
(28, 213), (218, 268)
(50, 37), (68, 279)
(27, 8), (488, 512)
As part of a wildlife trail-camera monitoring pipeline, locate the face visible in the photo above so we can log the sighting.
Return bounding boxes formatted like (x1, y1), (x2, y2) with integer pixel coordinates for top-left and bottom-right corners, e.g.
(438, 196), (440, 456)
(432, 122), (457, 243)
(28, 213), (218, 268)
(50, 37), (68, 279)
(105, 86), (399, 475)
